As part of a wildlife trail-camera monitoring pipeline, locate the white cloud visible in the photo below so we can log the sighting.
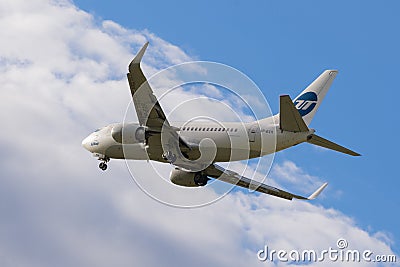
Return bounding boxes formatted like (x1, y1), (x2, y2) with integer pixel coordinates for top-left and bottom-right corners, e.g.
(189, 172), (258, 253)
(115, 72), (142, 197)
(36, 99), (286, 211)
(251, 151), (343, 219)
(0, 1), (397, 267)
(271, 160), (323, 193)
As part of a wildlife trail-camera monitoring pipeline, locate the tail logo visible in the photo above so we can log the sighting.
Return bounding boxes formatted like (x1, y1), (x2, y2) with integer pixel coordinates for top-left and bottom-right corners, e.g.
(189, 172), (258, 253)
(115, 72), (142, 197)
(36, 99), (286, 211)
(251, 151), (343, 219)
(294, 92), (318, 116)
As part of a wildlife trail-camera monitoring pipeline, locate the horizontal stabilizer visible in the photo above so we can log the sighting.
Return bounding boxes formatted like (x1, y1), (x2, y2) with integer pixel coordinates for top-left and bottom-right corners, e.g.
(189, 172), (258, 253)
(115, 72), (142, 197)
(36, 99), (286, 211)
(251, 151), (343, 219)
(307, 134), (360, 156)
(280, 95), (309, 132)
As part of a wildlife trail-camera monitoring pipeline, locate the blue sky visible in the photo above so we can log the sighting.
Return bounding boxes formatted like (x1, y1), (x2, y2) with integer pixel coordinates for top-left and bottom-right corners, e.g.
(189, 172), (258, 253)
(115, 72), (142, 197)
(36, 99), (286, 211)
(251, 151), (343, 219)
(75, 0), (400, 251)
(0, 0), (399, 266)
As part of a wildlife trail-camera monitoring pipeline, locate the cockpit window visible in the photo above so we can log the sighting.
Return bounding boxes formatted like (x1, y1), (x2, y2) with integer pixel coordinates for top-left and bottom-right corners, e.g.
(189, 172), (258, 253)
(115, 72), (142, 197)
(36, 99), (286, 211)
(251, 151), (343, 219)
(94, 126), (106, 132)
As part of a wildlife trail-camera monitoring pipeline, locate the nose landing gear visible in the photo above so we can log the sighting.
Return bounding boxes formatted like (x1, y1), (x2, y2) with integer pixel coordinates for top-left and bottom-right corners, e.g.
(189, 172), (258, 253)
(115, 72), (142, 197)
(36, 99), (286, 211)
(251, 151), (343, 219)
(96, 155), (110, 171)
(99, 162), (108, 171)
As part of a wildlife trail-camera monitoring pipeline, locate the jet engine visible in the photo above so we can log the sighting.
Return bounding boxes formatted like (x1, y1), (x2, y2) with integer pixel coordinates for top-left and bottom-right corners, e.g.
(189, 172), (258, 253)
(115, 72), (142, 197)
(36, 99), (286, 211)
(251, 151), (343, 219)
(170, 168), (209, 187)
(111, 123), (146, 144)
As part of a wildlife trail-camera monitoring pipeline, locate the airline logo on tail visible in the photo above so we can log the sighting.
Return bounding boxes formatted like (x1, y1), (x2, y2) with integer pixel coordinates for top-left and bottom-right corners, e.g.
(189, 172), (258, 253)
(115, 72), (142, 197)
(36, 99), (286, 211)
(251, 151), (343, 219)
(294, 92), (318, 116)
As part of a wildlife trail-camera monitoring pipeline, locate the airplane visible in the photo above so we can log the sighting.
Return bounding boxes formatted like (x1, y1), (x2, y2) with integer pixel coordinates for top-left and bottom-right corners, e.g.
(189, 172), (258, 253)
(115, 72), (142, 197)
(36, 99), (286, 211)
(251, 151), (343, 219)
(82, 42), (360, 201)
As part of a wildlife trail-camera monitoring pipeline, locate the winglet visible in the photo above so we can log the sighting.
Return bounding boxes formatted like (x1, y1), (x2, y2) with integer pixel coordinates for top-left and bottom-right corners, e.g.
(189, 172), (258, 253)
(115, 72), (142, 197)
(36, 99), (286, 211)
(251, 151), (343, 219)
(129, 42), (149, 71)
(307, 182), (328, 200)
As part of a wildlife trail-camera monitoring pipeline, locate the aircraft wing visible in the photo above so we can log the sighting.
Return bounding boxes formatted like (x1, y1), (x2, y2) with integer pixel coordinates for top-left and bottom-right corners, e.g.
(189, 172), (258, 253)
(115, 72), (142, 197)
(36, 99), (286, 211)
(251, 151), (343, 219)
(127, 42), (169, 130)
(126, 42), (191, 151)
(205, 164), (328, 200)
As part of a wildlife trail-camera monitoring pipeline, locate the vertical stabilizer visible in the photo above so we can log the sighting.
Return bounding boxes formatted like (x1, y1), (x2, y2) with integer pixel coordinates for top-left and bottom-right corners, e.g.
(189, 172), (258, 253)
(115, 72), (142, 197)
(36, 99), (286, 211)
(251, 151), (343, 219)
(293, 70), (338, 126)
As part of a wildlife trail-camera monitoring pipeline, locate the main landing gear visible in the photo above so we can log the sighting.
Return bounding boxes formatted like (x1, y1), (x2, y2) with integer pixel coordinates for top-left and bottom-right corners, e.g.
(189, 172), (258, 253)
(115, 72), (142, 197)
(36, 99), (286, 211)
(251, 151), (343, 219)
(162, 151), (177, 163)
(194, 172), (209, 186)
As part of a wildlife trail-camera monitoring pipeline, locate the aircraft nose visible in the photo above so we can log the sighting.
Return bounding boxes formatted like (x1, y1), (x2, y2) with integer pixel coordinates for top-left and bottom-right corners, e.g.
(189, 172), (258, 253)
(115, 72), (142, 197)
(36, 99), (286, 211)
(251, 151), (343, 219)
(82, 135), (91, 151)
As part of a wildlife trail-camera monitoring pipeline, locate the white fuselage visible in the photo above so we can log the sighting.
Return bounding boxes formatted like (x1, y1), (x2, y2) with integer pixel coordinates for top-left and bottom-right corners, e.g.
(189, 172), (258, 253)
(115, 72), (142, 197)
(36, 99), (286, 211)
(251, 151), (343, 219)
(82, 117), (315, 164)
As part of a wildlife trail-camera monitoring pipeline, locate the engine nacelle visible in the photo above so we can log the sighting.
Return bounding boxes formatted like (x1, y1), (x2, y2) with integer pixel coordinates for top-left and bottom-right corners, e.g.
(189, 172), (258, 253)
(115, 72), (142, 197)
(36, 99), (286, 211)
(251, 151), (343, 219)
(170, 169), (209, 187)
(111, 123), (146, 144)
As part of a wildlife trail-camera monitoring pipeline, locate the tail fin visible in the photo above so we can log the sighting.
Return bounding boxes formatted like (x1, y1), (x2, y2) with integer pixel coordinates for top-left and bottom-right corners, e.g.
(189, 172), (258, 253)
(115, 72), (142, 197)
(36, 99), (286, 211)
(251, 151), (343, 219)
(293, 70), (338, 126)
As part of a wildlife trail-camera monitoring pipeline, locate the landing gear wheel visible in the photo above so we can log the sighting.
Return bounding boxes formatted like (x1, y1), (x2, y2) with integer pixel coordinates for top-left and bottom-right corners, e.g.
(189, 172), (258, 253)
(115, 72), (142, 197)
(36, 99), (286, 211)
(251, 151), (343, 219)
(194, 173), (208, 186)
(97, 156), (110, 171)
(99, 162), (107, 171)
(162, 151), (177, 163)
